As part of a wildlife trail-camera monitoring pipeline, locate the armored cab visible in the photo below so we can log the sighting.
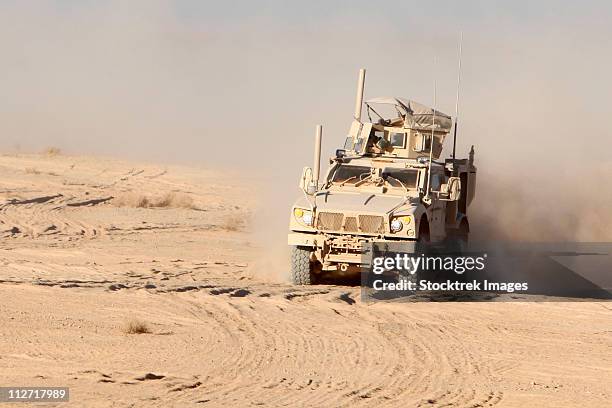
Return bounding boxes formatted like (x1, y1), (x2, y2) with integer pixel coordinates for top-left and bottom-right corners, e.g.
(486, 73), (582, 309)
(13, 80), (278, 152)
(345, 96), (451, 160)
(288, 69), (477, 285)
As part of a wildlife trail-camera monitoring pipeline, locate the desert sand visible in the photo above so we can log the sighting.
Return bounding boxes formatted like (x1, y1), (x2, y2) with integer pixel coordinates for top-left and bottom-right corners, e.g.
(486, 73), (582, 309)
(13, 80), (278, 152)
(0, 153), (610, 407)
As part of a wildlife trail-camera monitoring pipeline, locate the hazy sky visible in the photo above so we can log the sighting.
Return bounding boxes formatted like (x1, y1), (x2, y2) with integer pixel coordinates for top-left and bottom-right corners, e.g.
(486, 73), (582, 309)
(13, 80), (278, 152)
(2, 1), (611, 164)
(1, 1), (611, 182)
(1, 1), (611, 240)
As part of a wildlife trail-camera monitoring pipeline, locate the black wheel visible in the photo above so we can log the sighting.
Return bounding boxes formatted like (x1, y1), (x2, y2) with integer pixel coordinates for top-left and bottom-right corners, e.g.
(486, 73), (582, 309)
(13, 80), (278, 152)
(290, 246), (315, 285)
(412, 217), (432, 283)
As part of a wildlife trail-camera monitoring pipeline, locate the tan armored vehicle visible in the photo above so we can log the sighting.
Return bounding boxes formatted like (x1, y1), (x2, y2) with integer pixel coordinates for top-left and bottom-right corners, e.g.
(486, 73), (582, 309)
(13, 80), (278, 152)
(288, 69), (476, 284)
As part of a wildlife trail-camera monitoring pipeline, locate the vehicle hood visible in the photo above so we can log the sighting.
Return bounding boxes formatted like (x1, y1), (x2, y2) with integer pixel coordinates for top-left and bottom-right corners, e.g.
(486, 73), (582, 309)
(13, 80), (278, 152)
(312, 191), (414, 214)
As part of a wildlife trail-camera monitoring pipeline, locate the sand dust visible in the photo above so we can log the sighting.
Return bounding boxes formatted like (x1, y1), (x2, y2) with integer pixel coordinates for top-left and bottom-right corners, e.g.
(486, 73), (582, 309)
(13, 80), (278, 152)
(0, 153), (610, 407)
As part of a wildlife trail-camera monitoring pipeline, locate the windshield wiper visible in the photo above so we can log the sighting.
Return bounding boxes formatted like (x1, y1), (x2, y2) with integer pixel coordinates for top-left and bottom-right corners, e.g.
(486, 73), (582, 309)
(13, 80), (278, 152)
(339, 172), (370, 186)
(355, 173), (383, 187)
(339, 175), (358, 186)
(385, 175), (408, 192)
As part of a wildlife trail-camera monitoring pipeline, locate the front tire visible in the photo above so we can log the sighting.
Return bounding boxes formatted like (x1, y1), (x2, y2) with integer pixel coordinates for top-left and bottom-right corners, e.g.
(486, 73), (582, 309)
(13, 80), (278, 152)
(290, 246), (315, 285)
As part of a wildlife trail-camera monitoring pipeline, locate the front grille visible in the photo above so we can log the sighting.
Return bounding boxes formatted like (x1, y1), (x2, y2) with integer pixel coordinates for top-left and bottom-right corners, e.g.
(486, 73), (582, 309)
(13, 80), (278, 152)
(318, 212), (343, 231)
(344, 216), (358, 232)
(318, 212), (386, 235)
(358, 215), (385, 234)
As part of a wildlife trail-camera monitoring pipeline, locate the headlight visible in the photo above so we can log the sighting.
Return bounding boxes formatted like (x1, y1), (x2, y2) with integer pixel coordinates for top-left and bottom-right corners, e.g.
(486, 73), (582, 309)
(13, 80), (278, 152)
(390, 218), (403, 232)
(302, 212), (313, 226)
(390, 215), (411, 233)
(294, 208), (314, 226)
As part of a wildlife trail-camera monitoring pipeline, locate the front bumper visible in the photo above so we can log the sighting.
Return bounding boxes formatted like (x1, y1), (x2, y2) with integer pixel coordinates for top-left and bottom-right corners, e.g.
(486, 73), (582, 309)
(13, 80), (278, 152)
(288, 231), (415, 246)
(288, 231), (416, 267)
(288, 232), (319, 247)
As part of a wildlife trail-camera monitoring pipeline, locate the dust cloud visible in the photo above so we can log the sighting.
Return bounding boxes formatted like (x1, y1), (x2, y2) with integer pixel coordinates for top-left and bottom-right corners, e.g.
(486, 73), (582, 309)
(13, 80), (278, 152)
(1, 1), (611, 276)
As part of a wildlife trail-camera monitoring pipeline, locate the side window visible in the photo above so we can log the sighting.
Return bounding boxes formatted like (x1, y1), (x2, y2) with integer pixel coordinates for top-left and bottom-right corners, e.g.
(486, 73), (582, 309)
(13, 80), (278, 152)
(390, 133), (406, 148)
(424, 135), (432, 150)
(356, 123), (372, 153)
(344, 136), (354, 150)
(354, 137), (365, 152)
(413, 133), (432, 152)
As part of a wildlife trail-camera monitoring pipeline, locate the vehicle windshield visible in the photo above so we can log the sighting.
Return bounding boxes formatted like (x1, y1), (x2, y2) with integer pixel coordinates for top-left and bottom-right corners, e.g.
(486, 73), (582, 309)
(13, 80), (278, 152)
(382, 168), (419, 189)
(330, 165), (371, 185)
(329, 165), (419, 190)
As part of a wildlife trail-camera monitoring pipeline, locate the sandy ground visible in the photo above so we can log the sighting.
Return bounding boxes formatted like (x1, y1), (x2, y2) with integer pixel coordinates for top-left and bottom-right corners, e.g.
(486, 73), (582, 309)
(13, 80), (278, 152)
(0, 153), (610, 408)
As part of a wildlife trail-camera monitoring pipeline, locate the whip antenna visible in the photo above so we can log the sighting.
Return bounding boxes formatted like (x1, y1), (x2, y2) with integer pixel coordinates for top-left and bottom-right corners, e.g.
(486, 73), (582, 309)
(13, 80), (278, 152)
(452, 32), (463, 175)
(425, 57), (437, 201)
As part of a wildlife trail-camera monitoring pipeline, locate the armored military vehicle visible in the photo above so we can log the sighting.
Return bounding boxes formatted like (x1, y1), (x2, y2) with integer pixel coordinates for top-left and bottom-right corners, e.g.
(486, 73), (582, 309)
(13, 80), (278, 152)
(288, 69), (476, 284)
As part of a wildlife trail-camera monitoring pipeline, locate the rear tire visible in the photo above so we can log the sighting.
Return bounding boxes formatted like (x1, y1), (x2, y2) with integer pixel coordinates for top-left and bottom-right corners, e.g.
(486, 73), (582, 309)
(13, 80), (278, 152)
(290, 246), (315, 285)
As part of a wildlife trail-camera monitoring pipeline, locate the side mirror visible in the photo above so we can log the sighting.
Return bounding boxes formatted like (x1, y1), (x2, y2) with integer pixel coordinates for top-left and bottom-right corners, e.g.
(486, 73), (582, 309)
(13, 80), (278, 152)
(299, 167), (316, 195)
(335, 149), (346, 158)
(440, 176), (461, 201)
